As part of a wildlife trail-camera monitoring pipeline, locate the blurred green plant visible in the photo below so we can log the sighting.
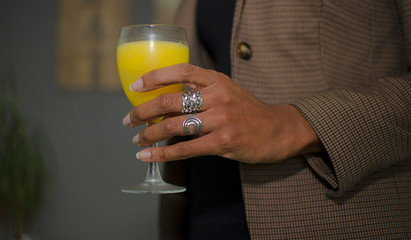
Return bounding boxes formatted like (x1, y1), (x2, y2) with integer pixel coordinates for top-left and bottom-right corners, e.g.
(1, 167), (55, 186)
(0, 67), (47, 238)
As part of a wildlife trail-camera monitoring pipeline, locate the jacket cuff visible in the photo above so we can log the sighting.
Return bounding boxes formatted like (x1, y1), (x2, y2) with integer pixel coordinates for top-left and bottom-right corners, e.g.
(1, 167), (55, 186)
(291, 91), (385, 197)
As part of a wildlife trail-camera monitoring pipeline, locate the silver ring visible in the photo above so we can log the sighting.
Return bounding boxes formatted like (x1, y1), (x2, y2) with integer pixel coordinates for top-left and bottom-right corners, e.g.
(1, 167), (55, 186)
(183, 114), (203, 135)
(182, 90), (203, 114)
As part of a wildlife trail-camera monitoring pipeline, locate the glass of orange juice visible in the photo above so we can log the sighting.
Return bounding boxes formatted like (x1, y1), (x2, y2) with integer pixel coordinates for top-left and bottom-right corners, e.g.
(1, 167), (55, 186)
(117, 24), (188, 194)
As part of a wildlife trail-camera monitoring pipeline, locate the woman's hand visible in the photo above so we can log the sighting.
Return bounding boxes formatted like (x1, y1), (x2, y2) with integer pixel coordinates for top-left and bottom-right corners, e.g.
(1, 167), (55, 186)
(122, 63), (324, 164)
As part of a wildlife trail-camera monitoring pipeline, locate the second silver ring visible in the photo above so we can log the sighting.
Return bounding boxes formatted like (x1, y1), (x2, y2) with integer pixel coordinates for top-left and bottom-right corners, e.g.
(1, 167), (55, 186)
(183, 114), (203, 135)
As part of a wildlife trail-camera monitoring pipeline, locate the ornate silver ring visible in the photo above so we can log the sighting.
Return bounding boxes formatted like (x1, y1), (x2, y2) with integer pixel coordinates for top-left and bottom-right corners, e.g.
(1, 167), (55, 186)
(183, 114), (203, 135)
(182, 90), (203, 114)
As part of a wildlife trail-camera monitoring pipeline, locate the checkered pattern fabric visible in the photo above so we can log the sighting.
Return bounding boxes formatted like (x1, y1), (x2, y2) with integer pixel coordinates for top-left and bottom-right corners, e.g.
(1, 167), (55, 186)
(160, 0), (411, 239)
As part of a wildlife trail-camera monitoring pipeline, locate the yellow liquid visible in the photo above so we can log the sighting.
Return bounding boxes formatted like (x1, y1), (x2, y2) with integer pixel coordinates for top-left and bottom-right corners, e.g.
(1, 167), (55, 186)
(117, 40), (189, 108)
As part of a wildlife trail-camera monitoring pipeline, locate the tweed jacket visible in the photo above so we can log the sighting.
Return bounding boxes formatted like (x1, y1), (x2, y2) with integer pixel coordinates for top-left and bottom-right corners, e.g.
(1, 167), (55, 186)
(160, 0), (411, 239)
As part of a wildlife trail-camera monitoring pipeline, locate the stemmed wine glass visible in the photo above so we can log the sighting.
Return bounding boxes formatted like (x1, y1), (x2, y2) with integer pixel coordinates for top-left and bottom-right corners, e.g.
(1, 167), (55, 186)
(117, 24), (188, 194)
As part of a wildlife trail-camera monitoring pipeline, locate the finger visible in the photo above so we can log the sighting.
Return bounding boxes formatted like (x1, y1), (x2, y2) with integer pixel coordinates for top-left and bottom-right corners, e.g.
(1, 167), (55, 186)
(129, 63), (219, 92)
(123, 92), (182, 127)
(123, 89), (212, 126)
(133, 112), (213, 146)
(136, 134), (220, 162)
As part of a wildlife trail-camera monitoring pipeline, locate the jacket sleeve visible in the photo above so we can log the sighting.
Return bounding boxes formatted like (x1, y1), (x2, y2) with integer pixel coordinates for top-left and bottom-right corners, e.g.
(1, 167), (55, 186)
(292, 0), (411, 197)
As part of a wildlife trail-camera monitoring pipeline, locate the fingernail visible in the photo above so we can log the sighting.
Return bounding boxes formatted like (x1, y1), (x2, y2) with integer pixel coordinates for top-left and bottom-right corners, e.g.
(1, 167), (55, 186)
(129, 78), (144, 91)
(136, 150), (151, 161)
(122, 113), (131, 126)
(132, 133), (140, 144)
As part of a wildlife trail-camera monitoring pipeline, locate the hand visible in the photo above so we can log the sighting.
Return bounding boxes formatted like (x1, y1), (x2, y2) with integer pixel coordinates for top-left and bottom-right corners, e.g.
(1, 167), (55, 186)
(122, 63), (324, 163)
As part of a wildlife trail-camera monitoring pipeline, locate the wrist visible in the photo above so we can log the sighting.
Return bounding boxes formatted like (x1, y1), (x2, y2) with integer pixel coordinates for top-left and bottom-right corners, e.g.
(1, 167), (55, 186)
(281, 105), (325, 157)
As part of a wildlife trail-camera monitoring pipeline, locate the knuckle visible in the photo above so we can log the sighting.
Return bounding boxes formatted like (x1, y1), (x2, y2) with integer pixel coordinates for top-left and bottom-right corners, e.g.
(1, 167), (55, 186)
(130, 107), (143, 122)
(138, 130), (148, 143)
(177, 63), (194, 79)
(216, 131), (235, 149)
(176, 144), (192, 158)
(161, 118), (179, 134)
(156, 148), (167, 161)
(214, 71), (230, 82)
(216, 109), (233, 125)
(146, 69), (159, 82)
(157, 94), (175, 111)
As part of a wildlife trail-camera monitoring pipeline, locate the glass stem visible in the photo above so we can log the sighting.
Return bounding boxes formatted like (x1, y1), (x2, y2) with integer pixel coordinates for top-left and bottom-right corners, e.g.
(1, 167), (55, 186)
(144, 142), (164, 183)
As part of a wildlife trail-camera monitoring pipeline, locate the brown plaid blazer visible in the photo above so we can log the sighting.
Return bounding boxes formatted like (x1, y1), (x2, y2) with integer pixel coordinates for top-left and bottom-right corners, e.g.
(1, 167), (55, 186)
(160, 0), (411, 239)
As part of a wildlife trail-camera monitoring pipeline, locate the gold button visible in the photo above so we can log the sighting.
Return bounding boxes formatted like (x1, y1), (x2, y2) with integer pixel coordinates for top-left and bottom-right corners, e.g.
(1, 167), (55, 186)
(237, 42), (252, 60)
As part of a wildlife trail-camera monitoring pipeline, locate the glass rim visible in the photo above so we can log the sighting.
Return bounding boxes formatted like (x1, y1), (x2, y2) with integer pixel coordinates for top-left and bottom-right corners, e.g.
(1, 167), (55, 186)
(120, 24), (186, 31)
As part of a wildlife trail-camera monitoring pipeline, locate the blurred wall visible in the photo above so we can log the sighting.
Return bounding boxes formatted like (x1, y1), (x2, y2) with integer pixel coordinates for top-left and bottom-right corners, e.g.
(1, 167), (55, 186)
(0, 0), (171, 239)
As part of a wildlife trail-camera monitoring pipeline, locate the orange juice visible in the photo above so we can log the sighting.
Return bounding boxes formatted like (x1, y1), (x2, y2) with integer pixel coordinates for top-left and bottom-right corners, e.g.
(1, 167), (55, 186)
(117, 40), (189, 107)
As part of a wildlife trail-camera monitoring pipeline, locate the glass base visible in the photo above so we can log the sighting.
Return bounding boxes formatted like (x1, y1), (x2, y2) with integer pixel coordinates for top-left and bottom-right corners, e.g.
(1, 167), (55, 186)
(121, 181), (186, 194)
(122, 143), (186, 194)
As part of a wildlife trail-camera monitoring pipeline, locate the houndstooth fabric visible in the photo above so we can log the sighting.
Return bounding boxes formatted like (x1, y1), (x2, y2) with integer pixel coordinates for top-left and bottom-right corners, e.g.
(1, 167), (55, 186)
(160, 0), (411, 239)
